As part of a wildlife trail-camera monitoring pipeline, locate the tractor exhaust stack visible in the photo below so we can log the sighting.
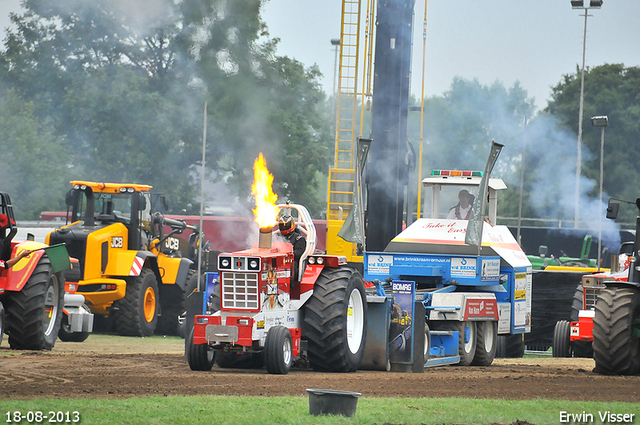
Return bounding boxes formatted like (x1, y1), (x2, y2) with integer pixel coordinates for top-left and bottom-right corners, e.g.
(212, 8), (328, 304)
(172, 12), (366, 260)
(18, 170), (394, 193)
(259, 227), (272, 249)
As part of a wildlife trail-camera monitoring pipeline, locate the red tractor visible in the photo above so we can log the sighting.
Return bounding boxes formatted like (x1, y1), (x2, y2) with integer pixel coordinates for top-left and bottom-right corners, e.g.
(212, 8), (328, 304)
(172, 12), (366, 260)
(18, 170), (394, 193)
(0, 192), (71, 350)
(186, 204), (368, 374)
(553, 198), (640, 375)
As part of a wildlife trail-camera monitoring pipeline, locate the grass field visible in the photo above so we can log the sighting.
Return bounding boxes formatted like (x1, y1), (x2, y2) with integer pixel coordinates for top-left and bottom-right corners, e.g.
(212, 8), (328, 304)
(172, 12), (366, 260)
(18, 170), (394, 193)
(1, 395), (638, 424)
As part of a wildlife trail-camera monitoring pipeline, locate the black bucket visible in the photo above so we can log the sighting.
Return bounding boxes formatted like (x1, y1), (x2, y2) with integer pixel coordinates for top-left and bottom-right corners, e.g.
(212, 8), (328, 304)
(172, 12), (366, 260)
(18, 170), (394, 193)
(306, 388), (362, 417)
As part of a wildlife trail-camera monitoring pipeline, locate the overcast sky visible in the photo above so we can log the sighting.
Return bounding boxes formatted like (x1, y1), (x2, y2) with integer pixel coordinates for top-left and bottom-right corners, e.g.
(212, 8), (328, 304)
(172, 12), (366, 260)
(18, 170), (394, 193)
(1, 1), (639, 111)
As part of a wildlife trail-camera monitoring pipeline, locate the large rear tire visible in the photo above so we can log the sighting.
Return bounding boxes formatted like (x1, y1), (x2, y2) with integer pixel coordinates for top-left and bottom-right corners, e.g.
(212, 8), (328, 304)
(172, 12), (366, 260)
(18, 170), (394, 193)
(265, 326), (293, 375)
(113, 269), (159, 337)
(187, 326), (215, 371)
(552, 320), (571, 357)
(592, 287), (640, 375)
(5, 257), (63, 350)
(302, 267), (367, 372)
(472, 321), (497, 366)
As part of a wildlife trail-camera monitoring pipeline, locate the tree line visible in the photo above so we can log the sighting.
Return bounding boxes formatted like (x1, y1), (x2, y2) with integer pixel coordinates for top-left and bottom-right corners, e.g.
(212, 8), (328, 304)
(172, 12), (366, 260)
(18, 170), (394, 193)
(0, 0), (638, 231)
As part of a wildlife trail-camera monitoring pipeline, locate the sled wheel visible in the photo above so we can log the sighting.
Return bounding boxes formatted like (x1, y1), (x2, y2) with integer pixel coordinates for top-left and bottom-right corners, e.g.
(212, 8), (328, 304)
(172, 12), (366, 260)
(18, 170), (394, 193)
(265, 326), (293, 375)
(472, 321), (498, 366)
(593, 288), (640, 375)
(303, 267), (367, 372)
(113, 269), (159, 336)
(552, 320), (571, 357)
(187, 326), (215, 371)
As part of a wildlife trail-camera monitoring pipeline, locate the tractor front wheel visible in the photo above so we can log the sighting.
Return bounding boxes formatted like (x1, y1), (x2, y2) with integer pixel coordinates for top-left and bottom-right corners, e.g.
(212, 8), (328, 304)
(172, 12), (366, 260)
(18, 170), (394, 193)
(302, 266), (367, 372)
(5, 258), (63, 350)
(552, 320), (571, 357)
(0, 302), (5, 346)
(58, 312), (90, 342)
(186, 326), (215, 371)
(265, 326), (293, 375)
(593, 287), (640, 375)
(113, 269), (159, 337)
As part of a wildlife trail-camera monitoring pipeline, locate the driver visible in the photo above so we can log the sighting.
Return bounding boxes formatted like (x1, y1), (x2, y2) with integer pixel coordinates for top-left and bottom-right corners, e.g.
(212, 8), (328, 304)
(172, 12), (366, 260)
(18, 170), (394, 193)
(447, 190), (474, 220)
(278, 214), (306, 283)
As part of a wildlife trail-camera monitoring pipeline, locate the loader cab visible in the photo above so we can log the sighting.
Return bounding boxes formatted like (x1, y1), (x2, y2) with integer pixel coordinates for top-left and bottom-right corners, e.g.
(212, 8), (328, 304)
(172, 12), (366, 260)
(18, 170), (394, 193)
(65, 181), (152, 250)
(420, 170), (507, 223)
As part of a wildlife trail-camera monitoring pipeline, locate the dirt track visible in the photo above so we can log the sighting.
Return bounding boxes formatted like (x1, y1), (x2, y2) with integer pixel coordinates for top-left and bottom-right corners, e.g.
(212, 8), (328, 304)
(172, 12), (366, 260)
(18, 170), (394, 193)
(1, 335), (639, 401)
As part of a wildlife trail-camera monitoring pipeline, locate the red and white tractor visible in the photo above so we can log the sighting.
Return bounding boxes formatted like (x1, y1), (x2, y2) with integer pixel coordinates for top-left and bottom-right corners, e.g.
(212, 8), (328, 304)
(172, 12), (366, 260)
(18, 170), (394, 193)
(186, 203), (368, 374)
(553, 198), (640, 375)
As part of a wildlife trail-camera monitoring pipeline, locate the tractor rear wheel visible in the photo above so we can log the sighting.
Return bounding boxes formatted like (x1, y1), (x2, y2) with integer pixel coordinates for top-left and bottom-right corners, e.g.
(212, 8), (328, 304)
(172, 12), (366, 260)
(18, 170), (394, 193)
(58, 312), (90, 342)
(0, 302), (5, 346)
(552, 320), (571, 357)
(5, 257), (63, 350)
(592, 287), (640, 375)
(431, 320), (477, 366)
(302, 266), (367, 372)
(186, 326), (215, 371)
(265, 326), (293, 375)
(113, 269), (159, 336)
(472, 321), (498, 366)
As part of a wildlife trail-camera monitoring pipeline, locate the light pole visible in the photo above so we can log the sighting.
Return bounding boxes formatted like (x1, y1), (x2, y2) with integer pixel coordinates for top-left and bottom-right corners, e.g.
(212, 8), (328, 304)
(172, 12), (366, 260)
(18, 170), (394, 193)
(331, 38), (341, 98)
(591, 114), (608, 271)
(570, 0), (602, 228)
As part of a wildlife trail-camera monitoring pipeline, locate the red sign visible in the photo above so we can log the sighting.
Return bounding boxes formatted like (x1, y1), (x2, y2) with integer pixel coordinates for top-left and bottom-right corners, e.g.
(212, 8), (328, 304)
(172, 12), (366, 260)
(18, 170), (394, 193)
(463, 298), (499, 321)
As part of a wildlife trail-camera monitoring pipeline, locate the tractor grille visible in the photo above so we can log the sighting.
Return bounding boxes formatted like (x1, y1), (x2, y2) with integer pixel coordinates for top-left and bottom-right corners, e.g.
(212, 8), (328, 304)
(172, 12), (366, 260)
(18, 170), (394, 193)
(584, 287), (601, 309)
(220, 272), (259, 310)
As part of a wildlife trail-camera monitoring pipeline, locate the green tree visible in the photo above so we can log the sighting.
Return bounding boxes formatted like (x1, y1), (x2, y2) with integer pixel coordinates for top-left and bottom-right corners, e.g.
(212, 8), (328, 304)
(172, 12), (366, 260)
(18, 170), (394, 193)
(546, 63), (640, 224)
(0, 89), (70, 219)
(0, 0), (332, 218)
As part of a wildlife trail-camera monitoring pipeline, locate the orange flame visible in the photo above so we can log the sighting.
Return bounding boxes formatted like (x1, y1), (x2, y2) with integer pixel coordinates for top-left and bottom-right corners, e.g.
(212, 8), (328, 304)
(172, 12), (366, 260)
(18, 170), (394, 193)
(251, 153), (278, 228)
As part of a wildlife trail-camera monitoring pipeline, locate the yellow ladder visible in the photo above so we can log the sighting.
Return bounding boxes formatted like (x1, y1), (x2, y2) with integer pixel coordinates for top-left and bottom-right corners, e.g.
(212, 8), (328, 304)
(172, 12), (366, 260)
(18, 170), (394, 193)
(327, 0), (361, 222)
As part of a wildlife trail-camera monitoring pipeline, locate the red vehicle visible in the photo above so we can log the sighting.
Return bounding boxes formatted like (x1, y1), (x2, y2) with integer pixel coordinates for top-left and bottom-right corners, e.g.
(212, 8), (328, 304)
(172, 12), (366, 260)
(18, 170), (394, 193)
(553, 198), (640, 375)
(0, 192), (71, 350)
(186, 203), (367, 374)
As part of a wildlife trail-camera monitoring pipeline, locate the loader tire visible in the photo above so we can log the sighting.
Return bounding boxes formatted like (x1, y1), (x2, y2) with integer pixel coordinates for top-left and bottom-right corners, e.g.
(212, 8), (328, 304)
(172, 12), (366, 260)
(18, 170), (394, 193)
(552, 320), (571, 357)
(5, 257), (63, 350)
(58, 313), (90, 342)
(265, 326), (293, 374)
(187, 326), (215, 371)
(471, 321), (497, 366)
(0, 302), (5, 346)
(302, 266), (367, 372)
(496, 334), (524, 358)
(157, 270), (197, 336)
(570, 284), (593, 358)
(431, 320), (477, 366)
(592, 288), (640, 375)
(113, 269), (159, 337)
